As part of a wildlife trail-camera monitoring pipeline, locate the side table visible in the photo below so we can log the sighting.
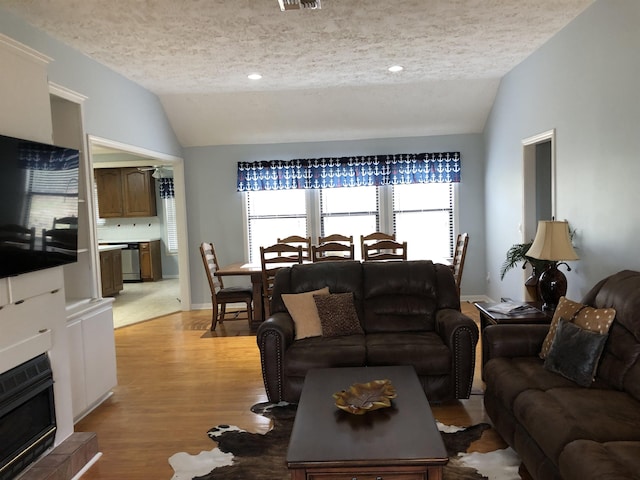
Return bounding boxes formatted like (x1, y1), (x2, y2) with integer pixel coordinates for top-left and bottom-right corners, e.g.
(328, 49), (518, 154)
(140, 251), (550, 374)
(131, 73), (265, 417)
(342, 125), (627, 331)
(474, 301), (553, 378)
(474, 301), (553, 333)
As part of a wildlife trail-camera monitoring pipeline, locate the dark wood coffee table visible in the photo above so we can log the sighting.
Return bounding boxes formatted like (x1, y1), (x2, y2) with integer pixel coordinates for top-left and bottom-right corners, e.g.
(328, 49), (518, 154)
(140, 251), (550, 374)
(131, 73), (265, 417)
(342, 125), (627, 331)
(286, 366), (448, 479)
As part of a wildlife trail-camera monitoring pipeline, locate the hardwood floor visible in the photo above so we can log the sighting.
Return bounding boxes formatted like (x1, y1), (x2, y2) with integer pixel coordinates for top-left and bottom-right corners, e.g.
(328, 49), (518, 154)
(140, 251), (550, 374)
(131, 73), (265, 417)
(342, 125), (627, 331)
(75, 303), (519, 480)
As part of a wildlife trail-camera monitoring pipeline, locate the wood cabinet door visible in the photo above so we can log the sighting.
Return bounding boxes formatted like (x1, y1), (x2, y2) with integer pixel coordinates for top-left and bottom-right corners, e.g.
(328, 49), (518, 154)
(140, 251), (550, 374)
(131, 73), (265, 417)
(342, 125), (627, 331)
(112, 249), (123, 293)
(139, 243), (152, 280)
(95, 169), (124, 218)
(100, 251), (115, 296)
(122, 168), (157, 217)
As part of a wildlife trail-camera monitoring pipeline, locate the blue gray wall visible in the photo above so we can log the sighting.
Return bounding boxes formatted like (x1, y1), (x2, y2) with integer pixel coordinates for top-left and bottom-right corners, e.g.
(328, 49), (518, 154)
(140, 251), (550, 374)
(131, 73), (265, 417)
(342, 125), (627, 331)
(484, 0), (640, 302)
(184, 135), (486, 307)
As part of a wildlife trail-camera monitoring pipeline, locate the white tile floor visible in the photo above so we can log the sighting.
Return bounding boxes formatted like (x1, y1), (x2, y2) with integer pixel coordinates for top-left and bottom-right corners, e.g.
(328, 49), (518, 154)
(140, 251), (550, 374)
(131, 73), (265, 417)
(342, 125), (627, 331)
(111, 278), (181, 329)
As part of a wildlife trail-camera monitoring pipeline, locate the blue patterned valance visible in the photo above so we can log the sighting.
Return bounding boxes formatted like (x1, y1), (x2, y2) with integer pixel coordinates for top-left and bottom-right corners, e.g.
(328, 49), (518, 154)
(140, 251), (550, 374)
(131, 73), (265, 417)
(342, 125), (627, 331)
(237, 152), (461, 192)
(159, 178), (175, 199)
(19, 142), (79, 171)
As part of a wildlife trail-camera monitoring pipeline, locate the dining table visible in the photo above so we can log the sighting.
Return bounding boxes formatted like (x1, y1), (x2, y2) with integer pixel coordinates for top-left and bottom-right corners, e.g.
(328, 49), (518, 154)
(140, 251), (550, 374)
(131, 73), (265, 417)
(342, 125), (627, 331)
(215, 262), (265, 328)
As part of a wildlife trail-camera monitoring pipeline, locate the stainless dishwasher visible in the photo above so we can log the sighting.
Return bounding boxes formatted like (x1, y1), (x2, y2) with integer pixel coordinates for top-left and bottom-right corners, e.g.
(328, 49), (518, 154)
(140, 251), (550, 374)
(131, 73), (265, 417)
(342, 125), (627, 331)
(121, 243), (142, 281)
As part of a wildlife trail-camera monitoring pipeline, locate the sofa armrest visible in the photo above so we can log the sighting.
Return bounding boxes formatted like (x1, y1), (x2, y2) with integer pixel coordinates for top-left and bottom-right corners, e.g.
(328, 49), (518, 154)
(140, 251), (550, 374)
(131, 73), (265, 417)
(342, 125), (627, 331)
(435, 308), (479, 399)
(256, 312), (295, 402)
(482, 324), (549, 367)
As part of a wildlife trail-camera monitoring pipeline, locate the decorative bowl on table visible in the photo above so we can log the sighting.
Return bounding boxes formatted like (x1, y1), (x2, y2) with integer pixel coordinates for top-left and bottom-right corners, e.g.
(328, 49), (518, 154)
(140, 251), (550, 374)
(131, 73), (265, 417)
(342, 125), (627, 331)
(333, 379), (397, 415)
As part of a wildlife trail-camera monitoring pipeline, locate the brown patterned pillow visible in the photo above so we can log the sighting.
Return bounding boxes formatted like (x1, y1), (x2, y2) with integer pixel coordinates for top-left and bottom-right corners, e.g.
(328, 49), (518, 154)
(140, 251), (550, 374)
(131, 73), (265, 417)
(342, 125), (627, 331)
(540, 296), (616, 359)
(313, 292), (364, 337)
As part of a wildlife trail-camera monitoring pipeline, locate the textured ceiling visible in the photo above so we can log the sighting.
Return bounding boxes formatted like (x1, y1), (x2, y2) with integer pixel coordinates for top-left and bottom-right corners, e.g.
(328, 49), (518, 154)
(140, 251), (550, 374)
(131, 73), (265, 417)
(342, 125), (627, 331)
(0, 0), (594, 147)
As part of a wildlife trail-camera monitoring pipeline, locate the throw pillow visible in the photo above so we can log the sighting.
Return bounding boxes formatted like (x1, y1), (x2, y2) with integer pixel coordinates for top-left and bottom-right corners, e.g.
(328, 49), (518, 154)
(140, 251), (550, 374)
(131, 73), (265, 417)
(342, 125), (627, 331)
(540, 297), (584, 359)
(544, 318), (609, 387)
(313, 292), (364, 337)
(282, 287), (330, 340)
(539, 296), (616, 359)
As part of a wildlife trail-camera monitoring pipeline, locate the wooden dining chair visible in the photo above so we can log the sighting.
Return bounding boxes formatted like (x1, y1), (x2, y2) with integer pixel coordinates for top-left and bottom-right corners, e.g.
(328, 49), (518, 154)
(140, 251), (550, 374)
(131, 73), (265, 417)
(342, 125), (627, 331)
(53, 216), (79, 229)
(260, 243), (304, 317)
(0, 224), (36, 250)
(451, 233), (469, 294)
(277, 235), (312, 260)
(318, 233), (353, 246)
(199, 242), (253, 331)
(311, 242), (355, 262)
(360, 232), (396, 260)
(362, 239), (407, 261)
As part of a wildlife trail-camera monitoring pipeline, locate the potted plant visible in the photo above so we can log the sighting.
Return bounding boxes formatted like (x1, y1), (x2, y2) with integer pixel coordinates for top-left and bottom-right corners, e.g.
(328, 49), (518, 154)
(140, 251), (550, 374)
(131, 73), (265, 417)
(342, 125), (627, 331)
(500, 241), (552, 281)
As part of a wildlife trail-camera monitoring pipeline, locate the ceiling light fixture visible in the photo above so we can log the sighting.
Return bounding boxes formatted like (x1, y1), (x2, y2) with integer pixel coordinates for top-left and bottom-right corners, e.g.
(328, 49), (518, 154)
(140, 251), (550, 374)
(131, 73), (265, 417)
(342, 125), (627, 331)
(248, 73), (262, 80)
(388, 65), (404, 73)
(278, 0), (321, 11)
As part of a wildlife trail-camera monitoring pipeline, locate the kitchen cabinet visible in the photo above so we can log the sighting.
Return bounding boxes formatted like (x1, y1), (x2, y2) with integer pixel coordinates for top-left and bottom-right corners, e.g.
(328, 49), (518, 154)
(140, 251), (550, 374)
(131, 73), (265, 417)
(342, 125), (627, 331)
(140, 240), (162, 281)
(95, 167), (157, 218)
(100, 248), (123, 296)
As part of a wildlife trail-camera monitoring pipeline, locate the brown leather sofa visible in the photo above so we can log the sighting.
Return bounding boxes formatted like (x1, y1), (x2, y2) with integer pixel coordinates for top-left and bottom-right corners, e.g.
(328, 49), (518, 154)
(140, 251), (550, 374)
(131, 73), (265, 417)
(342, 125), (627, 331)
(256, 260), (478, 403)
(483, 270), (640, 480)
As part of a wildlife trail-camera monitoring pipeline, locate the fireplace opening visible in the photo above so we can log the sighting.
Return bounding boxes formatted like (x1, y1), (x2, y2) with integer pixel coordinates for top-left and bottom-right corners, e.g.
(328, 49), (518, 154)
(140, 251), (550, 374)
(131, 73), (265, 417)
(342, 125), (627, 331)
(0, 353), (56, 480)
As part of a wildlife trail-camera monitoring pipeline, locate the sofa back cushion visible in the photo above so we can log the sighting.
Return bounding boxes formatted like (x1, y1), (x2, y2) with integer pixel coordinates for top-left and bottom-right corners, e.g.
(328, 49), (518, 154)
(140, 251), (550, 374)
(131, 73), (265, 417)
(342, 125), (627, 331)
(361, 260), (458, 333)
(271, 261), (364, 319)
(581, 270), (640, 399)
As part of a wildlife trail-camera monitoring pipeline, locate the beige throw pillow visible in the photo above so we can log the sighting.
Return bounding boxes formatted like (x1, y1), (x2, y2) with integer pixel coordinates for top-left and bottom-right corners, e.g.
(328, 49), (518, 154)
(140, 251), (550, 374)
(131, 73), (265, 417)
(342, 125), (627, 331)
(540, 296), (616, 359)
(282, 287), (330, 340)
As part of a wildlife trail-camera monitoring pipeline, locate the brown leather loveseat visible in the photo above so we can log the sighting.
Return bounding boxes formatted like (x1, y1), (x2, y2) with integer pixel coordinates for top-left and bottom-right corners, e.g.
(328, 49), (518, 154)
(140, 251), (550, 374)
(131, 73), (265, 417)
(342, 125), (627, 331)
(483, 270), (640, 480)
(256, 260), (478, 403)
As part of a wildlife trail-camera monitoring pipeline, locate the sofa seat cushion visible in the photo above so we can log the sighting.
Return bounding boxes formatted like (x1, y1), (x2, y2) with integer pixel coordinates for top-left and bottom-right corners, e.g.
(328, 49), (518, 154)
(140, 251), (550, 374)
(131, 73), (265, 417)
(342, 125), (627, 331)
(513, 387), (640, 464)
(284, 335), (366, 377)
(365, 332), (450, 375)
(559, 440), (640, 480)
(484, 357), (581, 409)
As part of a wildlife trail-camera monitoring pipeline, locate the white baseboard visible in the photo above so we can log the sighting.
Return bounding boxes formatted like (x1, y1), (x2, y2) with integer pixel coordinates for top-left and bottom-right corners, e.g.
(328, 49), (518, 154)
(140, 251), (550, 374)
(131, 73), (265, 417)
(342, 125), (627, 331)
(461, 294), (493, 303)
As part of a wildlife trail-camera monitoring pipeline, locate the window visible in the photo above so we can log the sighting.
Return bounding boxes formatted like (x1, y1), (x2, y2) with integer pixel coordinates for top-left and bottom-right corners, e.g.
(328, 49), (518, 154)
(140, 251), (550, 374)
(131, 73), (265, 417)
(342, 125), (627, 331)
(392, 183), (453, 261)
(245, 184), (455, 262)
(320, 186), (378, 260)
(163, 196), (178, 253)
(158, 177), (178, 254)
(246, 189), (307, 263)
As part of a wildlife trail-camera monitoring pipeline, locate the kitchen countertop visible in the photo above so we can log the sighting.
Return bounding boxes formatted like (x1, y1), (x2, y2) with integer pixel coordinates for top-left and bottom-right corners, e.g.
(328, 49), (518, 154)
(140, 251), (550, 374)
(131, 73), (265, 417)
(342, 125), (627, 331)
(99, 238), (161, 244)
(98, 244), (128, 252)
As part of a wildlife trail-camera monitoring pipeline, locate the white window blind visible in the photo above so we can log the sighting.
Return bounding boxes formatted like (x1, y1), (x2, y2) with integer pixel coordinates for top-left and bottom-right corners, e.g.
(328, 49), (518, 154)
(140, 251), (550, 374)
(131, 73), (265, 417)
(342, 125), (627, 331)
(320, 186), (379, 259)
(392, 183), (454, 261)
(163, 196), (178, 253)
(246, 189), (307, 263)
(27, 169), (78, 231)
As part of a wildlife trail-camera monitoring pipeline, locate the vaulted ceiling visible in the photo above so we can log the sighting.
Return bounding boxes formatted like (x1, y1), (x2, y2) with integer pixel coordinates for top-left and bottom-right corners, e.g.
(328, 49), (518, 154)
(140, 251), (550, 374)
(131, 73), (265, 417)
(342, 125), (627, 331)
(1, 0), (594, 146)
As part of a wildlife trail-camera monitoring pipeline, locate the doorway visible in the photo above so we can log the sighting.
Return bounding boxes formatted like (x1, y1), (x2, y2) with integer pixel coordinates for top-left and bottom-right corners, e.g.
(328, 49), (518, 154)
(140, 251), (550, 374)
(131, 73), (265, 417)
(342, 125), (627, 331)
(88, 136), (191, 327)
(522, 129), (555, 297)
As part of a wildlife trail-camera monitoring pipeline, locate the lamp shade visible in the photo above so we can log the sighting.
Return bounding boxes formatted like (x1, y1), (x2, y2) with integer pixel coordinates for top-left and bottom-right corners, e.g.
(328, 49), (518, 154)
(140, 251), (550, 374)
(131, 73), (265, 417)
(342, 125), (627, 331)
(526, 220), (579, 261)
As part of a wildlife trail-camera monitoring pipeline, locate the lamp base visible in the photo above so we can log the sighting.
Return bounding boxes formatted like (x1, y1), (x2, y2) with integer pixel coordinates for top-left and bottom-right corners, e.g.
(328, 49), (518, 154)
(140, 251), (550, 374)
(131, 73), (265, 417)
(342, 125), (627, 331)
(538, 264), (567, 311)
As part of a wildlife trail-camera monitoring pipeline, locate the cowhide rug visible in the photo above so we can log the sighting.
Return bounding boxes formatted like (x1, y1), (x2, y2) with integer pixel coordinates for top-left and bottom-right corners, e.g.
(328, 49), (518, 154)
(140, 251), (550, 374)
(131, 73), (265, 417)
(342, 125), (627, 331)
(169, 402), (521, 480)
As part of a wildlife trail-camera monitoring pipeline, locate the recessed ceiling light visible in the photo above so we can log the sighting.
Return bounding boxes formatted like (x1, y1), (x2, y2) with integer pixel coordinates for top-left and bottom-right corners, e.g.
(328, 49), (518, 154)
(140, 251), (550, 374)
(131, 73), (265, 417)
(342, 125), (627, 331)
(248, 73), (262, 80)
(388, 65), (404, 73)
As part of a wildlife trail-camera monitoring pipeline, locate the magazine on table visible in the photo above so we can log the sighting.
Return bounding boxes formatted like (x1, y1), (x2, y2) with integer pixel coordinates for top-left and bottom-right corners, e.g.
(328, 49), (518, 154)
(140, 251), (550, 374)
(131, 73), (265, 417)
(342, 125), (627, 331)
(487, 302), (540, 315)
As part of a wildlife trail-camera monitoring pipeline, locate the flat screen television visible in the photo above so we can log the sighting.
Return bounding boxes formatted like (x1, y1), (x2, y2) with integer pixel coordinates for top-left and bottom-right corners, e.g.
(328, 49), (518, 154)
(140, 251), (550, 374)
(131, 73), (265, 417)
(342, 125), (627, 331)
(0, 133), (80, 279)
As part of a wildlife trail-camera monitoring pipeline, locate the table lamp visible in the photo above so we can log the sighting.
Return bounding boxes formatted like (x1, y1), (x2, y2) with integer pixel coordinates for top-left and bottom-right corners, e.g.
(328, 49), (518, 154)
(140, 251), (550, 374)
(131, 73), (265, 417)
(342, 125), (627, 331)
(526, 220), (579, 311)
